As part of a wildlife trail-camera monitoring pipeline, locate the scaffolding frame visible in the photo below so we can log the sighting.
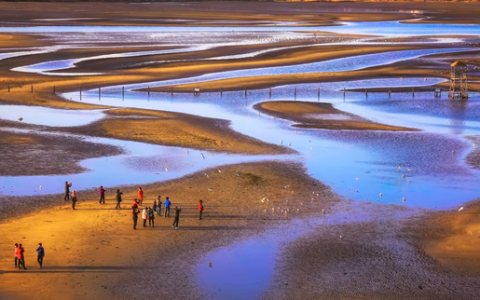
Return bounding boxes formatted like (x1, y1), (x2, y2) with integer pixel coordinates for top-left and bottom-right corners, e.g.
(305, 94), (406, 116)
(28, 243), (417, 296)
(449, 61), (469, 99)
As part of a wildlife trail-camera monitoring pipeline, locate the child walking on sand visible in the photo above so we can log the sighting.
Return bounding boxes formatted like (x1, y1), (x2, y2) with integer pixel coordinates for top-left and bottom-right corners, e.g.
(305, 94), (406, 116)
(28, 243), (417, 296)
(72, 190), (78, 210)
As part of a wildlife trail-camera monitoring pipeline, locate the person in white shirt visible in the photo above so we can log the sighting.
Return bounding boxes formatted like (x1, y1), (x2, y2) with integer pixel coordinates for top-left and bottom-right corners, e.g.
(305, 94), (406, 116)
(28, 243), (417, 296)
(142, 208), (148, 227)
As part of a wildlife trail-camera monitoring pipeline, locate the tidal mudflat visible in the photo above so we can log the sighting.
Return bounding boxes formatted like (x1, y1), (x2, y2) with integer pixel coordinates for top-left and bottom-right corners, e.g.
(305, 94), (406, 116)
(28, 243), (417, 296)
(1, 2), (480, 300)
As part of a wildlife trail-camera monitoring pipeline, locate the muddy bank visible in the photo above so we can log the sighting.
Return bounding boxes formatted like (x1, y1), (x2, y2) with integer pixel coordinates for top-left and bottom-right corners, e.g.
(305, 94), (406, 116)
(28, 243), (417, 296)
(264, 202), (480, 300)
(0, 129), (122, 177)
(0, 161), (339, 300)
(254, 101), (417, 131)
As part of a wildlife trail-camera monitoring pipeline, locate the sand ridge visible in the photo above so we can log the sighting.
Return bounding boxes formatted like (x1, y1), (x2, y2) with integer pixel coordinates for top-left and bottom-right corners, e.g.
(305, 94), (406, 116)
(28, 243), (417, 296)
(254, 100), (417, 131)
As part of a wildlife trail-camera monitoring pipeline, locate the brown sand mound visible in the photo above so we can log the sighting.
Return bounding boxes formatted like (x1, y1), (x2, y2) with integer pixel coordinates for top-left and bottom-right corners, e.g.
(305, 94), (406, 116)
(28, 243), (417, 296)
(64, 108), (293, 155)
(254, 101), (417, 131)
(418, 199), (480, 276)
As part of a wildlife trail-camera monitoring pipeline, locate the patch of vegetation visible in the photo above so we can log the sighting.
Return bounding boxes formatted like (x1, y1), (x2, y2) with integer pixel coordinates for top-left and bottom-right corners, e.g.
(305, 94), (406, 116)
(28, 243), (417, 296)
(243, 172), (262, 185)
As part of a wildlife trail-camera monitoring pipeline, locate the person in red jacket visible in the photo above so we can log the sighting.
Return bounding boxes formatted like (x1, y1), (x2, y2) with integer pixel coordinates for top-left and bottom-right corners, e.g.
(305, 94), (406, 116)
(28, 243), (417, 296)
(137, 187), (144, 205)
(17, 243), (26, 270)
(132, 198), (139, 210)
(198, 200), (204, 220)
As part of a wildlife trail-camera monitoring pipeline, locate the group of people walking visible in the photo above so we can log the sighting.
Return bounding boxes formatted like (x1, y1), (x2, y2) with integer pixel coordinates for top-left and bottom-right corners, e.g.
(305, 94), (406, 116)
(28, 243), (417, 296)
(132, 194), (185, 230)
(14, 243), (45, 270)
(62, 182), (206, 230)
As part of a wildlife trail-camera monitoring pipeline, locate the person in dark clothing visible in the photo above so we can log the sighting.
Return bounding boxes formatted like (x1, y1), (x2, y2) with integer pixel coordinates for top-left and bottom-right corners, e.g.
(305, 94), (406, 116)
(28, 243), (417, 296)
(72, 190), (78, 210)
(132, 208), (140, 230)
(14, 243), (18, 268)
(172, 206), (182, 229)
(99, 186), (107, 204)
(153, 200), (157, 216)
(36, 243), (45, 268)
(115, 189), (123, 209)
(148, 207), (155, 227)
(17, 244), (26, 270)
(157, 195), (162, 216)
(164, 197), (171, 218)
(198, 200), (204, 220)
(64, 181), (72, 201)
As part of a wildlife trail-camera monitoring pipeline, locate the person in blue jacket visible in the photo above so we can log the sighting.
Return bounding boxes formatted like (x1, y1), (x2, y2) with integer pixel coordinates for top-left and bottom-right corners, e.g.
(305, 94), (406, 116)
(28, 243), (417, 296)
(36, 243), (45, 268)
(164, 197), (171, 218)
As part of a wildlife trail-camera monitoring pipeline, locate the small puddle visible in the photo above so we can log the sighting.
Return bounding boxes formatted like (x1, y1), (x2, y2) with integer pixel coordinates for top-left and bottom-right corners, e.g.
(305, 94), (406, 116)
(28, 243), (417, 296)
(197, 237), (277, 300)
(0, 105), (105, 127)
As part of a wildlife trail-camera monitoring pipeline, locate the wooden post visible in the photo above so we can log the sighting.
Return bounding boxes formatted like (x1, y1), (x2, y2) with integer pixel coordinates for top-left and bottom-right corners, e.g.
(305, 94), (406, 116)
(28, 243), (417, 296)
(53, 86), (55, 94)
(343, 87), (345, 97)
(294, 87), (296, 99)
(122, 86), (124, 97)
(412, 87), (415, 97)
(269, 88), (272, 98)
(245, 87), (247, 97)
(318, 88), (320, 100)
(388, 88), (391, 97)
(80, 86), (82, 100)
(99, 87), (101, 99)
(365, 88), (368, 96)
(148, 86), (150, 96)
(31, 85), (33, 93)
(221, 87), (223, 96)
(171, 87), (173, 95)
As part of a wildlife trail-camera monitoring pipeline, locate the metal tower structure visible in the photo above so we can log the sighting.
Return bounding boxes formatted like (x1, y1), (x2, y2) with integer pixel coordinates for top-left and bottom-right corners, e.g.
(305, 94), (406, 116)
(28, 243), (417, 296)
(449, 61), (469, 99)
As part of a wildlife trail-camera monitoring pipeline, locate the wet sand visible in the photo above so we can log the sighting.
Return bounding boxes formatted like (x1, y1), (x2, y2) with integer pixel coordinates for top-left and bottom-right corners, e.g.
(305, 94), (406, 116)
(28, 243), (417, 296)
(67, 108), (292, 155)
(0, 161), (339, 300)
(3, 160), (479, 300)
(1, 2), (480, 299)
(418, 199), (480, 277)
(0, 129), (122, 176)
(264, 202), (480, 300)
(254, 101), (417, 131)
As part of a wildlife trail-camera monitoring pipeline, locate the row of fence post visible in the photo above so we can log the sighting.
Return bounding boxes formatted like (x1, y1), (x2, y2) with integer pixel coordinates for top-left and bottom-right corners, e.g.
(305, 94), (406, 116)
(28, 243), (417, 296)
(0, 85), (451, 99)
